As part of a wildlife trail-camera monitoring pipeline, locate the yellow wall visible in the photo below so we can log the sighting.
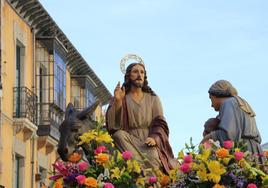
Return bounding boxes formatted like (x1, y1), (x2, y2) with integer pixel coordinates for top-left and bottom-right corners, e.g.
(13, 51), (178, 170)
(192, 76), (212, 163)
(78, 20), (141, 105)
(2, 1), (33, 118)
(1, 1), (34, 187)
(0, 2), (56, 188)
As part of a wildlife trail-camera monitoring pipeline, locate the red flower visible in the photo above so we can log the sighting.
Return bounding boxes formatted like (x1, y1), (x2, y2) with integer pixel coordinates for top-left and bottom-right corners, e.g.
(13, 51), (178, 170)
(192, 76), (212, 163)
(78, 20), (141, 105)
(78, 161), (89, 171)
(223, 140), (233, 149)
(149, 176), (157, 184)
(247, 183), (257, 188)
(234, 151), (244, 161)
(180, 163), (191, 173)
(122, 151), (133, 160)
(104, 182), (115, 188)
(94, 145), (106, 155)
(183, 155), (193, 163)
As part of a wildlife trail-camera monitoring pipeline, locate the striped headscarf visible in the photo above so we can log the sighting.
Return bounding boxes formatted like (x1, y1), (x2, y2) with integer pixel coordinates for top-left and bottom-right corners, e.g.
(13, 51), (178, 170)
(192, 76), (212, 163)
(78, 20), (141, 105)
(208, 80), (255, 117)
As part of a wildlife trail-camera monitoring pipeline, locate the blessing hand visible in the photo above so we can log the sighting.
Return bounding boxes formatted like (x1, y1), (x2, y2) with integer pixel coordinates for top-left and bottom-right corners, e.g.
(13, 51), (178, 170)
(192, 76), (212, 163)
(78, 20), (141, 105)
(114, 81), (125, 102)
(145, 137), (156, 147)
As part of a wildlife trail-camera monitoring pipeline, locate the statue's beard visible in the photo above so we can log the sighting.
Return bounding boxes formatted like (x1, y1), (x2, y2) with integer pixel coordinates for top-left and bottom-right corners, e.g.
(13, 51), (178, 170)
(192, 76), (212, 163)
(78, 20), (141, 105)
(130, 79), (144, 88)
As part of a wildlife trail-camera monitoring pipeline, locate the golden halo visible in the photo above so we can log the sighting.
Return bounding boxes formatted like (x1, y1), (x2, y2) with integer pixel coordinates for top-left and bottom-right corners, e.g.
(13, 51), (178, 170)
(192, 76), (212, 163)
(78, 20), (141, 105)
(119, 54), (144, 74)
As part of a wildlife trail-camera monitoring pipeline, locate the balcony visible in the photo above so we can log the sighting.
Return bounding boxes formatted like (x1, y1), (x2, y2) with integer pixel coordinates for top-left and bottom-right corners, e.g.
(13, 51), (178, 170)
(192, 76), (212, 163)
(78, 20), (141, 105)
(13, 86), (38, 140)
(13, 86), (37, 124)
(36, 103), (64, 141)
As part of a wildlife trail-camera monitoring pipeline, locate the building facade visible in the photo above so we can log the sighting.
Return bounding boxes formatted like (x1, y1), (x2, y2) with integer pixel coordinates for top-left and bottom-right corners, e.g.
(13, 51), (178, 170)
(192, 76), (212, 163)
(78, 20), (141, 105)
(0, 0), (111, 187)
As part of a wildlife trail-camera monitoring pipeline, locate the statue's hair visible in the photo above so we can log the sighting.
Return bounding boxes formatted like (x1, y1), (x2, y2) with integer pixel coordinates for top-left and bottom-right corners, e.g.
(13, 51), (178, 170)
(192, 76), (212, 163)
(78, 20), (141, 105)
(122, 63), (156, 96)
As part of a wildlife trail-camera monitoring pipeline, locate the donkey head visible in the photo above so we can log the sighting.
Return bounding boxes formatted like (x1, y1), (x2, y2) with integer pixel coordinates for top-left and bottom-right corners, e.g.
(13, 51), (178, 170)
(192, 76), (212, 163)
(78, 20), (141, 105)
(57, 101), (99, 161)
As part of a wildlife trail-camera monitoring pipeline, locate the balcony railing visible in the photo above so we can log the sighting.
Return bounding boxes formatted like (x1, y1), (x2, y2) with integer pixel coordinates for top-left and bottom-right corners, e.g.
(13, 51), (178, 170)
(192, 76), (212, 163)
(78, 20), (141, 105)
(13, 86), (37, 124)
(37, 103), (64, 141)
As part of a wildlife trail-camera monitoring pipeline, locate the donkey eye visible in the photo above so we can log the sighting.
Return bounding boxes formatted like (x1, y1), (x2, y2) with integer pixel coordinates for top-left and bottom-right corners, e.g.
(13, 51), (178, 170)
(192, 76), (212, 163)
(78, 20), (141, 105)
(71, 127), (79, 131)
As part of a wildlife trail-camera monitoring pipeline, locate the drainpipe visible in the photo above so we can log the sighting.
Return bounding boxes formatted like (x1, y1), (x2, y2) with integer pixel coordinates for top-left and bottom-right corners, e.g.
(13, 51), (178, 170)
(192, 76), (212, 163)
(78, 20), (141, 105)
(31, 27), (37, 188)
(32, 27), (36, 100)
(0, 0), (3, 179)
(30, 133), (37, 188)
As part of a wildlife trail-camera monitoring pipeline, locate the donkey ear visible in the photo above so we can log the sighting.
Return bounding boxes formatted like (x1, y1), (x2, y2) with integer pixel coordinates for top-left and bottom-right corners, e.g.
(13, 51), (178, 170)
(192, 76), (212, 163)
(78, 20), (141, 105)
(65, 103), (75, 119)
(77, 100), (100, 120)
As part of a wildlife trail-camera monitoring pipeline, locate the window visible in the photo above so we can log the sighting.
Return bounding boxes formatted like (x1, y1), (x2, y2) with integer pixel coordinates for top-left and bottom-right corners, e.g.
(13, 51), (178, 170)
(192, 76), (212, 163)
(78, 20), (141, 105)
(85, 87), (95, 107)
(15, 43), (24, 117)
(53, 50), (66, 110)
(38, 166), (47, 188)
(71, 78), (96, 109)
(14, 155), (24, 188)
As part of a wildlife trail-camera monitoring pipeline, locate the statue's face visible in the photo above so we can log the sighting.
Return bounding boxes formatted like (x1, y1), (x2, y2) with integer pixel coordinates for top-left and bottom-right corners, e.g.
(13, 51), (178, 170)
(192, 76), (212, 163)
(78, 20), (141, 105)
(209, 94), (221, 111)
(129, 64), (145, 88)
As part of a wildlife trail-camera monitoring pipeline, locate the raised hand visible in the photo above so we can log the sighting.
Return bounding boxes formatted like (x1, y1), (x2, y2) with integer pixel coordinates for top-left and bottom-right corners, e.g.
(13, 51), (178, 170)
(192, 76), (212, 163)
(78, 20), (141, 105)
(114, 82), (125, 111)
(114, 81), (125, 102)
(145, 137), (156, 147)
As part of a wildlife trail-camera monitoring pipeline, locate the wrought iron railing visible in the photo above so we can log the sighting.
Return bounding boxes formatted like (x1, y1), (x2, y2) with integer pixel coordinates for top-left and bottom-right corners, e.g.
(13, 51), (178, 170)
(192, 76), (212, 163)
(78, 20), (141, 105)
(13, 86), (37, 124)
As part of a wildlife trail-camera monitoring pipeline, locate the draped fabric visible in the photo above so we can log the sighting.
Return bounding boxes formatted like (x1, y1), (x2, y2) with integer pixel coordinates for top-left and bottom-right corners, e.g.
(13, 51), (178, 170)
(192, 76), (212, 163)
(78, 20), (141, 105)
(106, 93), (177, 173)
(210, 98), (264, 163)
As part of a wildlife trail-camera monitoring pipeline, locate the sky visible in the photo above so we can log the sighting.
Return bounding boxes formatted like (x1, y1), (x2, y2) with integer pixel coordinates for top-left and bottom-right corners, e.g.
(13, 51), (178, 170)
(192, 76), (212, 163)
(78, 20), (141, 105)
(39, 0), (268, 154)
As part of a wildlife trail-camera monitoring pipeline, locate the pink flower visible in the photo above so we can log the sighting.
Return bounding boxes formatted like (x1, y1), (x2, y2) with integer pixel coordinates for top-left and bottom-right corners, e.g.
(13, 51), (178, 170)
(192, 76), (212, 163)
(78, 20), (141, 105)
(183, 155), (193, 163)
(223, 140), (233, 149)
(247, 183), (257, 188)
(122, 151), (133, 160)
(94, 146), (106, 154)
(78, 161), (89, 171)
(180, 163), (191, 173)
(234, 151), (244, 161)
(75, 175), (86, 185)
(149, 176), (157, 184)
(104, 182), (115, 188)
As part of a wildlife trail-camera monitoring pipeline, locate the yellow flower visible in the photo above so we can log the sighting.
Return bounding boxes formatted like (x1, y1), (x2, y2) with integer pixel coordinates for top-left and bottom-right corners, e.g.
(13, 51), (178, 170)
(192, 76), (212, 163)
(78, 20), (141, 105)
(234, 148), (240, 152)
(213, 184), (226, 188)
(95, 153), (109, 165)
(208, 161), (226, 175)
(197, 169), (208, 182)
(262, 175), (268, 186)
(136, 177), (146, 186)
(84, 177), (97, 188)
(132, 160), (141, 173)
(178, 150), (184, 159)
(196, 148), (211, 161)
(79, 130), (97, 145)
(216, 148), (229, 158)
(222, 157), (231, 165)
(207, 173), (221, 184)
(154, 169), (165, 177)
(117, 151), (123, 158)
(191, 163), (199, 171)
(53, 178), (63, 188)
(207, 161), (226, 183)
(238, 158), (247, 168)
(168, 169), (178, 182)
(111, 167), (124, 179)
(96, 131), (113, 143)
(126, 159), (141, 173)
(196, 163), (208, 182)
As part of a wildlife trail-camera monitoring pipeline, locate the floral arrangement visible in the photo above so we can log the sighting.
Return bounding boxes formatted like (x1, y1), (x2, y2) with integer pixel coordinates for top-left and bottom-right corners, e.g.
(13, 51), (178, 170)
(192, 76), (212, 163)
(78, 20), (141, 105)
(174, 139), (268, 188)
(50, 126), (268, 188)
(49, 126), (170, 188)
